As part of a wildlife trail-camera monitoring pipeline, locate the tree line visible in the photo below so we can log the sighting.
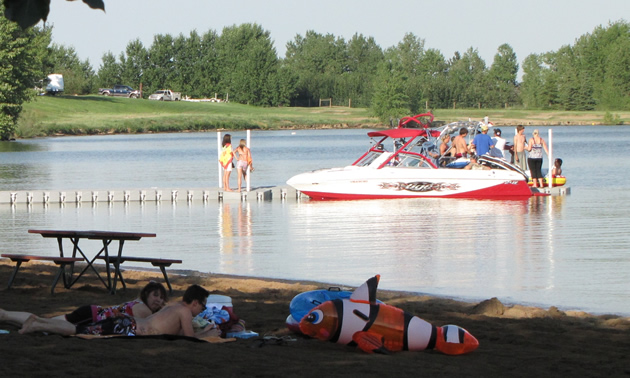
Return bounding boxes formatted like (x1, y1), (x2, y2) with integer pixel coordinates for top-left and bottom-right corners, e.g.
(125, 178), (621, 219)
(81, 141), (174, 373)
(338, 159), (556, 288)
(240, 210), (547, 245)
(2, 9), (630, 140)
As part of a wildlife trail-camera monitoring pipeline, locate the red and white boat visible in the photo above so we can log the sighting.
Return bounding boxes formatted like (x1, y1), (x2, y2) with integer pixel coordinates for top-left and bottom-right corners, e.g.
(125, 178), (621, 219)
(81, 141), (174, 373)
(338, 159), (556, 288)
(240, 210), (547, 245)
(286, 114), (534, 200)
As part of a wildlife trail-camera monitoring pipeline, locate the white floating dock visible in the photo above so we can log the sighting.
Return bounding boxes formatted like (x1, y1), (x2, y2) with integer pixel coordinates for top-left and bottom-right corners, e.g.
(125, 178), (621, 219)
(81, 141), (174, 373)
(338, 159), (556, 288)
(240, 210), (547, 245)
(0, 187), (308, 205)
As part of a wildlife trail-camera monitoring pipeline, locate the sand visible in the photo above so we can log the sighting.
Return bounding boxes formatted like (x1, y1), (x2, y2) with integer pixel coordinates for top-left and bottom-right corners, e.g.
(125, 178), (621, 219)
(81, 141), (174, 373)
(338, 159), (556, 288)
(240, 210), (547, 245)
(0, 260), (629, 377)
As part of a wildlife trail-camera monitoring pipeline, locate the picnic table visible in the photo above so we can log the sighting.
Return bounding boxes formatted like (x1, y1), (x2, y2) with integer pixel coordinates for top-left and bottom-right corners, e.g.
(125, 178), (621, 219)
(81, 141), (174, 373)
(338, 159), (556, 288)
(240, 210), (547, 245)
(27, 229), (156, 293)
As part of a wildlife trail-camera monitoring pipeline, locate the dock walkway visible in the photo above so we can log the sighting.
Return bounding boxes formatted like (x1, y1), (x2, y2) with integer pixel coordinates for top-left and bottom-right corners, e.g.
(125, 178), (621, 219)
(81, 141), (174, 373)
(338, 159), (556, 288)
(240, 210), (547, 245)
(0, 187), (305, 205)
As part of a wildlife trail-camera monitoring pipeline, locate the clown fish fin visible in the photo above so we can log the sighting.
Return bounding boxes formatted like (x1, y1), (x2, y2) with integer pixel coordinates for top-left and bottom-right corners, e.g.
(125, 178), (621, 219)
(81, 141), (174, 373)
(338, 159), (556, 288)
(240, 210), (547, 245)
(350, 275), (380, 305)
(352, 331), (391, 354)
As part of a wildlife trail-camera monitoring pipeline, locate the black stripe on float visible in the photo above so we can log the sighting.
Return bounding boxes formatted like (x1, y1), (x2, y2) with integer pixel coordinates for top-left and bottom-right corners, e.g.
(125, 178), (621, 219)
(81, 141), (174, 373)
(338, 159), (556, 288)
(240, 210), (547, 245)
(330, 299), (344, 343)
(458, 327), (465, 343)
(427, 325), (438, 350)
(362, 304), (380, 331)
(403, 312), (413, 350)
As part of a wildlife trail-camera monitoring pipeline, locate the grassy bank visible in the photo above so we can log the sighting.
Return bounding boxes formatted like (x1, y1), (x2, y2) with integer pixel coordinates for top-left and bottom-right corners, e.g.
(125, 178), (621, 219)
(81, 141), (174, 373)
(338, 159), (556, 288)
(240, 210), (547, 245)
(16, 95), (629, 138)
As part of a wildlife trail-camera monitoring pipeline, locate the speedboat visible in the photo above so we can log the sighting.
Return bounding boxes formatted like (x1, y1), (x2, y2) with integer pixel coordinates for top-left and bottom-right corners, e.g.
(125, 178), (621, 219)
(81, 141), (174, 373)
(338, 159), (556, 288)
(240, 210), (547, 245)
(286, 113), (534, 200)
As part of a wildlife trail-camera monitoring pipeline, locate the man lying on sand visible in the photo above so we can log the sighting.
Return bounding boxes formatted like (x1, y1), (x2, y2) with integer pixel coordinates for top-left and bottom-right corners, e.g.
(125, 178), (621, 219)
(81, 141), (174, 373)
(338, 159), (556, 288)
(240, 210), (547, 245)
(17, 284), (220, 339)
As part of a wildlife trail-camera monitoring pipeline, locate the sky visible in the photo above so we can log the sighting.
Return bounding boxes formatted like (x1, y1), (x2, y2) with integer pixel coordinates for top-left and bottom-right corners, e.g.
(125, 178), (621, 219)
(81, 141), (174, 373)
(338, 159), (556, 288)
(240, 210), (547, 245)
(44, 0), (630, 76)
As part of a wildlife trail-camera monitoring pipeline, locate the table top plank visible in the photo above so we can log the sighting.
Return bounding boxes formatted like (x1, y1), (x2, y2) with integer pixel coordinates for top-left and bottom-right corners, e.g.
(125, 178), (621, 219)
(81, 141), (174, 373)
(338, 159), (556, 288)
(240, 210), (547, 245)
(28, 229), (156, 240)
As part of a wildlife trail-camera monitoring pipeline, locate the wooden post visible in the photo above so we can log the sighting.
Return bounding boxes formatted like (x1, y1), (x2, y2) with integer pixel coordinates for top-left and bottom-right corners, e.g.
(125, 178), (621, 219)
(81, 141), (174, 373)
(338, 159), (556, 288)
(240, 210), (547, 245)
(246, 129), (251, 192)
(348, 98), (351, 108)
(217, 132), (223, 188)
(548, 129), (553, 189)
(453, 101), (456, 109)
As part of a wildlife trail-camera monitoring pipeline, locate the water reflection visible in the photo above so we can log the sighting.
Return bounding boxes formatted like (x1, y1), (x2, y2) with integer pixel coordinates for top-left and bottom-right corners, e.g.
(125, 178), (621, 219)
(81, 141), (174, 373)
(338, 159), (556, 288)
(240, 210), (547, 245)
(218, 202), (253, 270)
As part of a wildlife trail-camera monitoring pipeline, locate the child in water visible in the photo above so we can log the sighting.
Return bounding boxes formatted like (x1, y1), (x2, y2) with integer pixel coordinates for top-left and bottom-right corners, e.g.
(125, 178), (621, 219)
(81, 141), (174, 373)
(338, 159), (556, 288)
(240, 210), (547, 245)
(551, 158), (563, 176)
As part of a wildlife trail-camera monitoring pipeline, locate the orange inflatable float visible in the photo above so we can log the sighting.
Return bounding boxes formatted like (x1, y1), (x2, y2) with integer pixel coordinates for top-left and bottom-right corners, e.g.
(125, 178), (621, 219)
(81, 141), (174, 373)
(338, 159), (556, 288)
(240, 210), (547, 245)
(299, 275), (479, 355)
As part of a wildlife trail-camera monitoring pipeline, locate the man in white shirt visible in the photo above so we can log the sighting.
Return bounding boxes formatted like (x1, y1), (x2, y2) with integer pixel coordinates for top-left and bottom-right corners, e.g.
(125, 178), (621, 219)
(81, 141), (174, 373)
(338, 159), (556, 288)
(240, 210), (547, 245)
(490, 128), (507, 159)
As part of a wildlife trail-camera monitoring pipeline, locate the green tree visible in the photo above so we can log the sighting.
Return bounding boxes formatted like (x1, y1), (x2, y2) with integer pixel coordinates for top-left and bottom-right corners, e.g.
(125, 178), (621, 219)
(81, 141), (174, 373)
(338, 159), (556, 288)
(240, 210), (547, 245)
(446, 48), (487, 108)
(370, 52), (411, 121)
(96, 51), (122, 90)
(337, 33), (383, 107)
(486, 43), (519, 107)
(120, 39), (148, 94)
(390, 33), (425, 113)
(284, 30), (346, 106)
(215, 23), (280, 106)
(520, 53), (544, 108)
(0, 9), (48, 139)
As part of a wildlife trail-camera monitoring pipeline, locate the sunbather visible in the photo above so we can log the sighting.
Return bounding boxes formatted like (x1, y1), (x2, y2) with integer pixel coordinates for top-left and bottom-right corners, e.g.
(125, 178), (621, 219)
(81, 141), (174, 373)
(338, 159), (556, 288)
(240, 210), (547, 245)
(0, 281), (167, 328)
(18, 284), (220, 339)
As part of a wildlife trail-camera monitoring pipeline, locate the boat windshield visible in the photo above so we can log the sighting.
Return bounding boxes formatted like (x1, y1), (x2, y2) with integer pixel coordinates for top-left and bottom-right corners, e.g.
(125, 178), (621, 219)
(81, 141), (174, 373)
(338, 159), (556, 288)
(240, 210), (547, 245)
(355, 150), (387, 167)
(396, 152), (435, 168)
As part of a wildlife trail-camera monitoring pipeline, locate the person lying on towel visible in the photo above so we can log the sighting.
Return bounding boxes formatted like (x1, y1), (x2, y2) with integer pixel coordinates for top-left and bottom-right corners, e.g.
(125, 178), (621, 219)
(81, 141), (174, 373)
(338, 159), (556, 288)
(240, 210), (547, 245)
(0, 281), (167, 328)
(16, 285), (220, 339)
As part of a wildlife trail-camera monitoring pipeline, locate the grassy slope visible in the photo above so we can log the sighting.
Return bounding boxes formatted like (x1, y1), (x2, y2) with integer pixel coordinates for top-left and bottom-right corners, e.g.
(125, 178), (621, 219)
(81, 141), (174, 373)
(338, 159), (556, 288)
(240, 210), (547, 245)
(16, 95), (630, 137)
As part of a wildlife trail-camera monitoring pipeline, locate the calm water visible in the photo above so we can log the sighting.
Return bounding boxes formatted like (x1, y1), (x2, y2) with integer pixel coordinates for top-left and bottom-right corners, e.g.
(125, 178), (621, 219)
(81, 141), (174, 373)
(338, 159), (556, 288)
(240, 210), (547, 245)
(1, 127), (629, 316)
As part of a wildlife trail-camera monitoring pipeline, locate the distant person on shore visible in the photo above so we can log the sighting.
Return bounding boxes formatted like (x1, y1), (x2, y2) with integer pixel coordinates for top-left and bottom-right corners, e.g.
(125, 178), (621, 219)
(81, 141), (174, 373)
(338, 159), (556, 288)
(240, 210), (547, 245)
(552, 158), (563, 176)
(526, 129), (549, 188)
(514, 125), (528, 171)
(0, 282), (167, 328)
(234, 139), (254, 192)
(220, 134), (234, 191)
(17, 285), (220, 339)
(471, 124), (494, 156)
(451, 127), (470, 158)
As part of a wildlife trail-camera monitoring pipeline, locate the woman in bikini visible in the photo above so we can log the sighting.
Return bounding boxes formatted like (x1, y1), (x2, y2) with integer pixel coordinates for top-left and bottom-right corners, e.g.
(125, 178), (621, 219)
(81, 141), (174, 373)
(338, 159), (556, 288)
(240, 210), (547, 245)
(0, 281), (167, 327)
(234, 139), (254, 192)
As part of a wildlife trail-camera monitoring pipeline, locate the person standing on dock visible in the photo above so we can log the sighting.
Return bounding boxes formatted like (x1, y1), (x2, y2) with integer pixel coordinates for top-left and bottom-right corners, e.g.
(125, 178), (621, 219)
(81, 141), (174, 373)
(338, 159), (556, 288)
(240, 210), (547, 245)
(471, 124), (494, 156)
(514, 125), (528, 171)
(220, 134), (234, 191)
(526, 129), (549, 188)
(235, 139), (254, 192)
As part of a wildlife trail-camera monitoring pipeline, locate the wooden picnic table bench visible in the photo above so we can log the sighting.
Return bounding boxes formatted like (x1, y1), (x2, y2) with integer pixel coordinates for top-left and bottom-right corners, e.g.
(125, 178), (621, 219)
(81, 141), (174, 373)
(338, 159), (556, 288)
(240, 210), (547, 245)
(1, 254), (84, 294)
(97, 256), (182, 293)
(28, 229), (157, 294)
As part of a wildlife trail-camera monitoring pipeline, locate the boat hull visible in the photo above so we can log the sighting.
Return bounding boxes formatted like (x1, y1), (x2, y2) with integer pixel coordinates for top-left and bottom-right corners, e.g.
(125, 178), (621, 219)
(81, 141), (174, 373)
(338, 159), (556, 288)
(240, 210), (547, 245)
(287, 166), (533, 200)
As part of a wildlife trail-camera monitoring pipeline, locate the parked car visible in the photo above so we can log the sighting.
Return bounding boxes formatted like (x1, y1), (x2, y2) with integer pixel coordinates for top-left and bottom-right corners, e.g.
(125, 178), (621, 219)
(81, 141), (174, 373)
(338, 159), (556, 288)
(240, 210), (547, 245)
(148, 89), (182, 101)
(99, 85), (141, 98)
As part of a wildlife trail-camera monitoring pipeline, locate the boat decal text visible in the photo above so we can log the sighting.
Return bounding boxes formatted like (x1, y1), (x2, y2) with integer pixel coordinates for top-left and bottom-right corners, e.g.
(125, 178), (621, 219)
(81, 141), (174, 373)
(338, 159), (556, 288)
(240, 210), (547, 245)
(379, 182), (460, 192)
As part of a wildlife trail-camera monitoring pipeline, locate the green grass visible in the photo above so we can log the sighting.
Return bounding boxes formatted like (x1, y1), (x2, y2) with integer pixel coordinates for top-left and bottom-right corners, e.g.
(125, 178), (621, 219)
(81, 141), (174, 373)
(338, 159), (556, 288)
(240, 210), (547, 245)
(16, 95), (377, 137)
(15, 95), (629, 138)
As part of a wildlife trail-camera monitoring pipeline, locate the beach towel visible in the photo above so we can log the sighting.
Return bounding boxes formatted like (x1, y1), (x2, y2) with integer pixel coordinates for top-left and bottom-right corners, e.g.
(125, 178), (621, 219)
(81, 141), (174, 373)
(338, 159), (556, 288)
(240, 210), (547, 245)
(219, 144), (233, 169)
(74, 334), (236, 343)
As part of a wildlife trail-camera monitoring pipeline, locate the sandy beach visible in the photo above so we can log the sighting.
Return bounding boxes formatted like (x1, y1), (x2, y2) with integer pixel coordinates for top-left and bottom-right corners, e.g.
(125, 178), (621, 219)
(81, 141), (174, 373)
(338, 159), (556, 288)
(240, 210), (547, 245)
(0, 260), (629, 377)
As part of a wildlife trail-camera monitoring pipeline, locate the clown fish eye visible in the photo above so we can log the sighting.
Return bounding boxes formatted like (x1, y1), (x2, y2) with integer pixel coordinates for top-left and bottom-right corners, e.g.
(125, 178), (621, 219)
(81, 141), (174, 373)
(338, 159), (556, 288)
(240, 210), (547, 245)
(305, 310), (324, 324)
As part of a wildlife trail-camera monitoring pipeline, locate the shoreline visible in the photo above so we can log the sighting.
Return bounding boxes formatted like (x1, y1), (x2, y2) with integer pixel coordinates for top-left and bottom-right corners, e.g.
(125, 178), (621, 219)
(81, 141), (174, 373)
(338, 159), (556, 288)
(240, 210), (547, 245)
(2, 260), (630, 322)
(1, 260), (629, 376)
(14, 121), (622, 140)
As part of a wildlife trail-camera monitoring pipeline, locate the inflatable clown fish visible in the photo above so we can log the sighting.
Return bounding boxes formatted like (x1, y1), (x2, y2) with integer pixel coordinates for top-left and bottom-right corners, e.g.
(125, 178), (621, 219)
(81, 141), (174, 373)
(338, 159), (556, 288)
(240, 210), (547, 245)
(299, 275), (479, 355)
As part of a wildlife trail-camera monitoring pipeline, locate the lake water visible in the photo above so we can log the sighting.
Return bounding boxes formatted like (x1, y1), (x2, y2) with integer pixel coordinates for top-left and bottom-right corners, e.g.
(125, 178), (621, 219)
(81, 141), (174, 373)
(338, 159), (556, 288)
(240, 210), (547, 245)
(1, 126), (629, 316)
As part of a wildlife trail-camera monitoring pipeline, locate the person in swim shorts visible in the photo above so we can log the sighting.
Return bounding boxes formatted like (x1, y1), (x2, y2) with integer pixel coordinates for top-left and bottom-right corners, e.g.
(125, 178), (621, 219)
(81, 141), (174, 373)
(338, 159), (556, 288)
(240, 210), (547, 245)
(76, 315), (138, 336)
(234, 139), (254, 192)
